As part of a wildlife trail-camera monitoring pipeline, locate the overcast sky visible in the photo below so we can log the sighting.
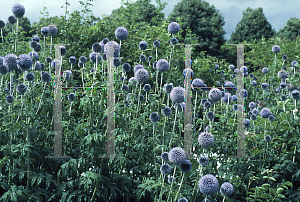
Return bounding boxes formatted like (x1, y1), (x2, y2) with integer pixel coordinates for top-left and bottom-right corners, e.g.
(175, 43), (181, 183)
(1, 0), (299, 41)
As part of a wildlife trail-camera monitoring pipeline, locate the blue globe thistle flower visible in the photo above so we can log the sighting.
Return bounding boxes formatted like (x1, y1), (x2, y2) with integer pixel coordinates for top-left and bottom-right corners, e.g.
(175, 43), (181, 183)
(162, 107), (172, 116)
(78, 61), (84, 68)
(201, 98), (207, 106)
(115, 26), (128, 40)
(153, 61), (157, 70)
(30, 41), (38, 49)
(41, 27), (49, 36)
(231, 95), (237, 102)
(104, 41), (120, 55)
(215, 64), (219, 70)
(180, 159), (192, 173)
(192, 78), (204, 91)
(168, 147), (187, 165)
(0, 20), (5, 29)
(102, 38), (109, 44)
(198, 132), (214, 148)
(249, 73), (254, 78)
(121, 84), (129, 92)
(47, 25), (58, 36)
(163, 83), (173, 94)
(153, 40), (160, 48)
(157, 59), (169, 72)
(63, 70), (73, 80)
(45, 57), (52, 63)
(229, 64), (235, 70)
(26, 72), (34, 81)
(234, 68), (239, 74)
(224, 81), (235, 92)
(232, 74), (236, 78)
(6, 95), (14, 104)
(68, 93), (76, 101)
(260, 108), (271, 118)
(160, 164), (171, 175)
(256, 88), (260, 92)
(250, 114), (257, 120)
(119, 76), (125, 82)
(168, 176), (176, 184)
(128, 77), (137, 86)
(168, 22), (180, 34)
(28, 51), (39, 62)
(268, 115), (275, 122)
(139, 41), (148, 51)
(264, 135), (272, 142)
(147, 56), (153, 63)
(278, 70), (287, 79)
(170, 37), (178, 45)
(178, 197), (188, 202)
(261, 83), (269, 90)
(12, 4), (25, 18)
(4, 88), (10, 94)
(208, 88), (222, 102)
(204, 101), (211, 109)
(143, 84), (151, 92)
(170, 87), (185, 103)
(150, 112), (160, 122)
(282, 55), (287, 60)
(59, 46), (67, 56)
(262, 67), (269, 74)
(0, 65), (8, 75)
(42, 72), (51, 82)
(8, 16), (16, 24)
(51, 59), (60, 68)
(243, 119), (250, 127)
(207, 111), (215, 120)
(251, 80), (257, 86)
(35, 61), (41, 71)
(220, 182), (234, 197)
(198, 174), (219, 195)
(134, 64), (144, 73)
(291, 60), (298, 67)
(17, 54), (32, 71)
(17, 83), (27, 95)
(139, 54), (146, 62)
(161, 152), (169, 162)
(253, 76), (258, 80)
(135, 68), (149, 83)
(183, 68), (194, 78)
(92, 42), (102, 53)
(198, 156), (208, 166)
(291, 90), (300, 100)
(68, 56), (76, 64)
(249, 102), (256, 109)
(272, 45), (280, 54)
(114, 57), (121, 67)
(280, 82), (286, 89)
(122, 63), (131, 72)
(32, 35), (40, 43)
(281, 94), (287, 101)
(221, 93), (232, 104)
(4, 54), (18, 70)
(138, 94), (144, 102)
(79, 56), (87, 64)
(282, 66), (287, 70)
(34, 43), (41, 52)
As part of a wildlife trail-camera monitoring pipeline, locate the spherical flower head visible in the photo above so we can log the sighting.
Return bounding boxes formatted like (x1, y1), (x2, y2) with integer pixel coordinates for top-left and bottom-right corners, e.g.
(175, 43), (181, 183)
(45, 57), (52, 64)
(4, 54), (18, 70)
(168, 147), (187, 165)
(168, 22), (180, 34)
(170, 87), (185, 103)
(32, 35), (40, 43)
(30, 41), (38, 49)
(207, 111), (215, 120)
(291, 60), (298, 67)
(278, 70), (287, 80)
(260, 108), (271, 118)
(204, 101), (211, 109)
(88, 52), (101, 63)
(249, 102), (256, 109)
(8, 16), (16, 24)
(134, 64), (144, 73)
(161, 152), (169, 162)
(34, 43), (41, 52)
(139, 41), (148, 51)
(220, 182), (234, 197)
(160, 164), (171, 175)
(192, 78), (204, 91)
(139, 54), (146, 62)
(0, 20), (5, 29)
(282, 66), (287, 71)
(168, 176), (176, 184)
(279, 82), (286, 89)
(18, 54), (32, 71)
(180, 159), (192, 173)
(153, 61), (157, 70)
(79, 56), (87, 64)
(280, 94), (287, 101)
(272, 45), (280, 54)
(264, 135), (272, 142)
(170, 37), (178, 46)
(250, 114), (257, 120)
(150, 112), (160, 122)
(41, 27), (49, 36)
(47, 25), (58, 36)
(252, 108), (259, 115)
(128, 77), (137, 86)
(243, 119), (250, 127)
(12, 4), (25, 18)
(92, 42), (102, 53)
(249, 73), (254, 78)
(228, 64), (235, 70)
(122, 63), (131, 72)
(67, 56), (76, 65)
(135, 68), (149, 83)
(291, 90), (300, 100)
(0, 65), (8, 75)
(102, 38), (109, 44)
(59, 46), (67, 56)
(121, 84), (129, 92)
(198, 132), (214, 148)
(198, 174), (219, 195)
(240, 65), (248, 72)
(262, 67), (269, 74)
(268, 115), (275, 122)
(26, 72), (34, 81)
(163, 83), (173, 94)
(178, 197), (188, 202)
(224, 81), (235, 92)
(17, 83), (27, 95)
(153, 40), (160, 48)
(251, 80), (257, 86)
(115, 26), (128, 40)
(261, 83), (269, 90)
(282, 55), (287, 60)
(232, 95), (237, 101)
(6, 95), (14, 104)
(156, 59), (169, 72)
(68, 93), (76, 101)
(28, 51), (39, 62)
(183, 68), (194, 79)
(143, 84), (151, 92)
(221, 93), (232, 104)
(208, 88), (222, 102)
(104, 41), (120, 55)
(63, 70), (73, 80)
(42, 72), (51, 82)
(198, 156), (208, 166)
(147, 56), (153, 63)
(162, 107), (172, 116)
(201, 98), (207, 106)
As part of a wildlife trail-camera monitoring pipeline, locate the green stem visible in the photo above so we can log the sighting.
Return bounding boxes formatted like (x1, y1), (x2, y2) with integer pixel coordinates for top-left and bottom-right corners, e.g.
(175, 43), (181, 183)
(166, 166), (177, 202)
(174, 173), (185, 202)
(169, 106), (178, 149)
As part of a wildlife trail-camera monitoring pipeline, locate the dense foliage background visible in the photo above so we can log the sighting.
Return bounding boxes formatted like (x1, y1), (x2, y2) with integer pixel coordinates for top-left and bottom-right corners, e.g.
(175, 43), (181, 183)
(0, 0), (300, 201)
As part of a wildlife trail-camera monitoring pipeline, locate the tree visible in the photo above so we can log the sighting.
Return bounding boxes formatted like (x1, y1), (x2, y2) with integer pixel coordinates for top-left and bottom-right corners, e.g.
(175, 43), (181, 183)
(229, 7), (276, 44)
(277, 17), (300, 42)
